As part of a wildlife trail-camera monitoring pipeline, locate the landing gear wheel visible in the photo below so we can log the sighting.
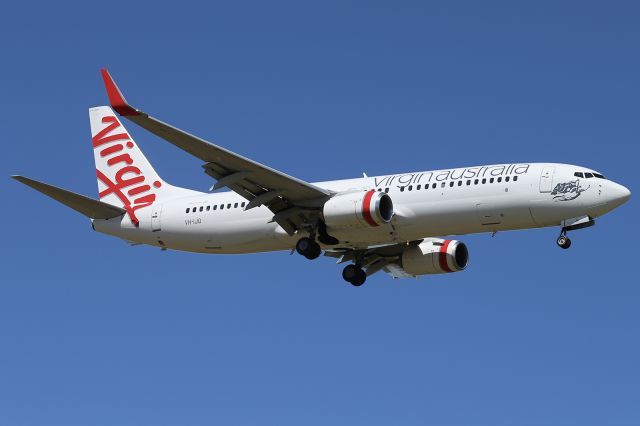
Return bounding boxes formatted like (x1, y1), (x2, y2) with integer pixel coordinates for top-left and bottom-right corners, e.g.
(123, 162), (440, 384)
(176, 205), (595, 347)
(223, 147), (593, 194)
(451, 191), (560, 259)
(296, 237), (322, 260)
(305, 243), (322, 259)
(351, 270), (366, 286)
(557, 235), (571, 249)
(342, 264), (367, 286)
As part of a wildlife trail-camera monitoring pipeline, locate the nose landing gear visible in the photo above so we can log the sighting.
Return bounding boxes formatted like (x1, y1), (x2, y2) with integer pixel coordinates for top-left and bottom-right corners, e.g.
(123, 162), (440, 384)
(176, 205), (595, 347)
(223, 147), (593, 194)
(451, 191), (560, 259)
(555, 217), (595, 249)
(556, 234), (571, 249)
(556, 228), (571, 249)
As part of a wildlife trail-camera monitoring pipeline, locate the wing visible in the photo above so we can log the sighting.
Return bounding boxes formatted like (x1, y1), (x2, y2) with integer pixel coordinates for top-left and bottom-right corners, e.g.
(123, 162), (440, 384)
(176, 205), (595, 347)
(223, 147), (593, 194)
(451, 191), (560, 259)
(324, 240), (424, 279)
(100, 69), (332, 235)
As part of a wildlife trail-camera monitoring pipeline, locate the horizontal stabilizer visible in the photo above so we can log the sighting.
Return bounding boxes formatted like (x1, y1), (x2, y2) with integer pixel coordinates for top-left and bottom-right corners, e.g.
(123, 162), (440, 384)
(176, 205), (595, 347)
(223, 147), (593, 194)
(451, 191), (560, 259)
(12, 175), (126, 220)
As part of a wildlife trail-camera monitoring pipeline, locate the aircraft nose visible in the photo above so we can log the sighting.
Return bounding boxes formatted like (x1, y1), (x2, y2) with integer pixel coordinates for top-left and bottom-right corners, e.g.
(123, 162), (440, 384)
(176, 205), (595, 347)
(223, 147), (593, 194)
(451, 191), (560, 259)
(609, 182), (631, 207)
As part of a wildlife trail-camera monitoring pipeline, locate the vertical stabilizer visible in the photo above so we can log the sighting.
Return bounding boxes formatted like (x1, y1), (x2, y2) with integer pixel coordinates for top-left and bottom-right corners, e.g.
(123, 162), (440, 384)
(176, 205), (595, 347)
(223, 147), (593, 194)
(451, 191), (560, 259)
(89, 106), (183, 226)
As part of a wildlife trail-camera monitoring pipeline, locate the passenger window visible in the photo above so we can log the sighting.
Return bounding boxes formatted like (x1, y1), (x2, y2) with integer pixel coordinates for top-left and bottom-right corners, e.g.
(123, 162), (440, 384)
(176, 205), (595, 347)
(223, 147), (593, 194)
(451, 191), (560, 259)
(585, 173), (594, 178)
(474, 179), (479, 185)
(417, 185), (421, 190)
(385, 188), (389, 193)
(220, 204), (224, 210)
(432, 183), (437, 189)
(400, 186), (405, 192)
(408, 185), (413, 191)
(513, 176), (518, 181)
(505, 176), (510, 182)
(241, 202), (246, 207)
(574, 172), (584, 178)
(482, 178), (487, 184)
(199, 206), (204, 212)
(449, 182), (454, 187)
(497, 177), (502, 183)
(213, 205), (217, 210)
(227, 203), (232, 209)
(206, 206), (210, 211)
(234, 203), (238, 208)
(466, 180), (471, 185)
(457, 181), (462, 186)
(441, 182), (445, 188)
(490, 178), (494, 183)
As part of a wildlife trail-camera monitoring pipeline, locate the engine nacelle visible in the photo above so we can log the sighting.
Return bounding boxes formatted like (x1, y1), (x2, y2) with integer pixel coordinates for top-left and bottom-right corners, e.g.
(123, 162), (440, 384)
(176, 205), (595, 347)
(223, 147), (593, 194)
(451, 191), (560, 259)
(323, 190), (394, 229)
(401, 239), (469, 275)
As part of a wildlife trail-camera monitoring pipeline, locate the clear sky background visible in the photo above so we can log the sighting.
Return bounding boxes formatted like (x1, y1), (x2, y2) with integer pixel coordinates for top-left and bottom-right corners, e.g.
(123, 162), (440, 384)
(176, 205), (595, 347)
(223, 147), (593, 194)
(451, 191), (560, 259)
(1, 1), (638, 425)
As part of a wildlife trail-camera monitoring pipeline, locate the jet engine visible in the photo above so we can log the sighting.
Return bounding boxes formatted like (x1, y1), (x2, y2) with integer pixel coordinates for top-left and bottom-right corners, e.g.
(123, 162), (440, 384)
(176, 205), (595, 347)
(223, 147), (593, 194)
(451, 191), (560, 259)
(323, 190), (393, 229)
(401, 239), (469, 275)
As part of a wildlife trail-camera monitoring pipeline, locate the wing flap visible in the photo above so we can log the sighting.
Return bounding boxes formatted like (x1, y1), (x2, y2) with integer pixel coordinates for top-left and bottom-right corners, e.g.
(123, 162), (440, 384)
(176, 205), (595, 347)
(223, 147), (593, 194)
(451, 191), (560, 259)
(12, 175), (126, 220)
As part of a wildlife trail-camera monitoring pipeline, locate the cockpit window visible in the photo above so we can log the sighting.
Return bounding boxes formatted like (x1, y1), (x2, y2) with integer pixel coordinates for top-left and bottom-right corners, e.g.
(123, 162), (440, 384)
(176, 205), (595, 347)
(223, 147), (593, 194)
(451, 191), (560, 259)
(575, 171), (606, 179)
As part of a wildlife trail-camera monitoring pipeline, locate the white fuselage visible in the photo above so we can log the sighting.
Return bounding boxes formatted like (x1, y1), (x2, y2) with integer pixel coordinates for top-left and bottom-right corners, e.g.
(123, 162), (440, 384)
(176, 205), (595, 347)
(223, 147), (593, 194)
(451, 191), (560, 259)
(93, 162), (630, 254)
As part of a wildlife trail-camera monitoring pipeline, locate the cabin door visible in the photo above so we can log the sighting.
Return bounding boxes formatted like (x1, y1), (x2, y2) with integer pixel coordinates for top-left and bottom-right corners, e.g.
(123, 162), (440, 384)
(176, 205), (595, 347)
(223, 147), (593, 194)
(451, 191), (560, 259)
(539, 166), (555, 193)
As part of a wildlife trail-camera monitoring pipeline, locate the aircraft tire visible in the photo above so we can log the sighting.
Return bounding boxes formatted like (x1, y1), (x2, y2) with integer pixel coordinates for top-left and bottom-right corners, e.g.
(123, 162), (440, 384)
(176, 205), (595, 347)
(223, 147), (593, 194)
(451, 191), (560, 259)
(297, 237), (321, 259)
(557, 235), (571, 249)
(343, 265), (366, 286)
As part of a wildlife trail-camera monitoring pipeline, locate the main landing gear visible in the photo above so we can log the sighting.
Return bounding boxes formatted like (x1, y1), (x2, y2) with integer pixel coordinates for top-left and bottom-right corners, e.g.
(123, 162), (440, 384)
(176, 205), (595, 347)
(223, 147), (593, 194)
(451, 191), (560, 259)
(296, 237), (322, 260)
(342, 264), (367, 286)
(295, 236), (366, 286)
(556, 229), (572, 249)
(295, 236), (367, 286)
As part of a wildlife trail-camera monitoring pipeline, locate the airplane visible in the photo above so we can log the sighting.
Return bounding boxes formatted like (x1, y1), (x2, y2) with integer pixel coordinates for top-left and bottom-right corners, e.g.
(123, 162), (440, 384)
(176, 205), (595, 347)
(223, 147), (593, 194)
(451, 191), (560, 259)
(12, 69), (631, 286)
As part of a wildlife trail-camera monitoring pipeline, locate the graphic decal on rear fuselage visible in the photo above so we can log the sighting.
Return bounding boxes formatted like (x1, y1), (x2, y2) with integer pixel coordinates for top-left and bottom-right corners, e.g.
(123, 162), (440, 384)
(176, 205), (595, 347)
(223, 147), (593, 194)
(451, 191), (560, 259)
(551, 179), (589, 201)
(373, 164), (530, 188)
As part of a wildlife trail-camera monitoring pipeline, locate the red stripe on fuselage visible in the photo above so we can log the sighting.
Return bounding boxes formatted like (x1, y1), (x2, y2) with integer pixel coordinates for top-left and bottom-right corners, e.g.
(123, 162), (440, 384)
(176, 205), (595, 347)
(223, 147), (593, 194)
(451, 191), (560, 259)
(439, 240), (453, 272)
(362, 190), (378, 227)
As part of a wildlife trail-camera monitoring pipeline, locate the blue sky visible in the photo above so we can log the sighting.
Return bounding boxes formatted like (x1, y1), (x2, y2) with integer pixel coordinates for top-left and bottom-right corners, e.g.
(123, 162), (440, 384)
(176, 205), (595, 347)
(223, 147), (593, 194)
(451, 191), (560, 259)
(1, 1), (638, 425)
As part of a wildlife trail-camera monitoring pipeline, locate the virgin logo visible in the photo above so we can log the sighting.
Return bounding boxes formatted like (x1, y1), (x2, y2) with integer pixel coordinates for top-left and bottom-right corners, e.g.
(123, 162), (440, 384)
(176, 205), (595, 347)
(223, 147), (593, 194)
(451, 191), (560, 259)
(93, 116), (161, 227)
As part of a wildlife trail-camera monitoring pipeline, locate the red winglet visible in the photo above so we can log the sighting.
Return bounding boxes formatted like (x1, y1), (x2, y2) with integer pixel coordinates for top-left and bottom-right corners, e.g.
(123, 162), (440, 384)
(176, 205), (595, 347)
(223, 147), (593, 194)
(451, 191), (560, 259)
(100, 68), (141, 116)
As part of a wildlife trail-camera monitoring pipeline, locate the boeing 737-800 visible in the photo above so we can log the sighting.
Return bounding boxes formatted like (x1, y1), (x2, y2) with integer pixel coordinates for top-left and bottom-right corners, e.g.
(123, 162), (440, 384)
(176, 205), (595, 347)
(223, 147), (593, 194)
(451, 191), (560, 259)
(13, 70), (631, 285)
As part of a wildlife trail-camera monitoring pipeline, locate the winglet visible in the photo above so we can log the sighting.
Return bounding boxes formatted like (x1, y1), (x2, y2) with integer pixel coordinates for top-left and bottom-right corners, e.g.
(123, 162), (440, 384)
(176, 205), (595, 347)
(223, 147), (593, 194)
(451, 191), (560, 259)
(100, 68), (141, 116)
